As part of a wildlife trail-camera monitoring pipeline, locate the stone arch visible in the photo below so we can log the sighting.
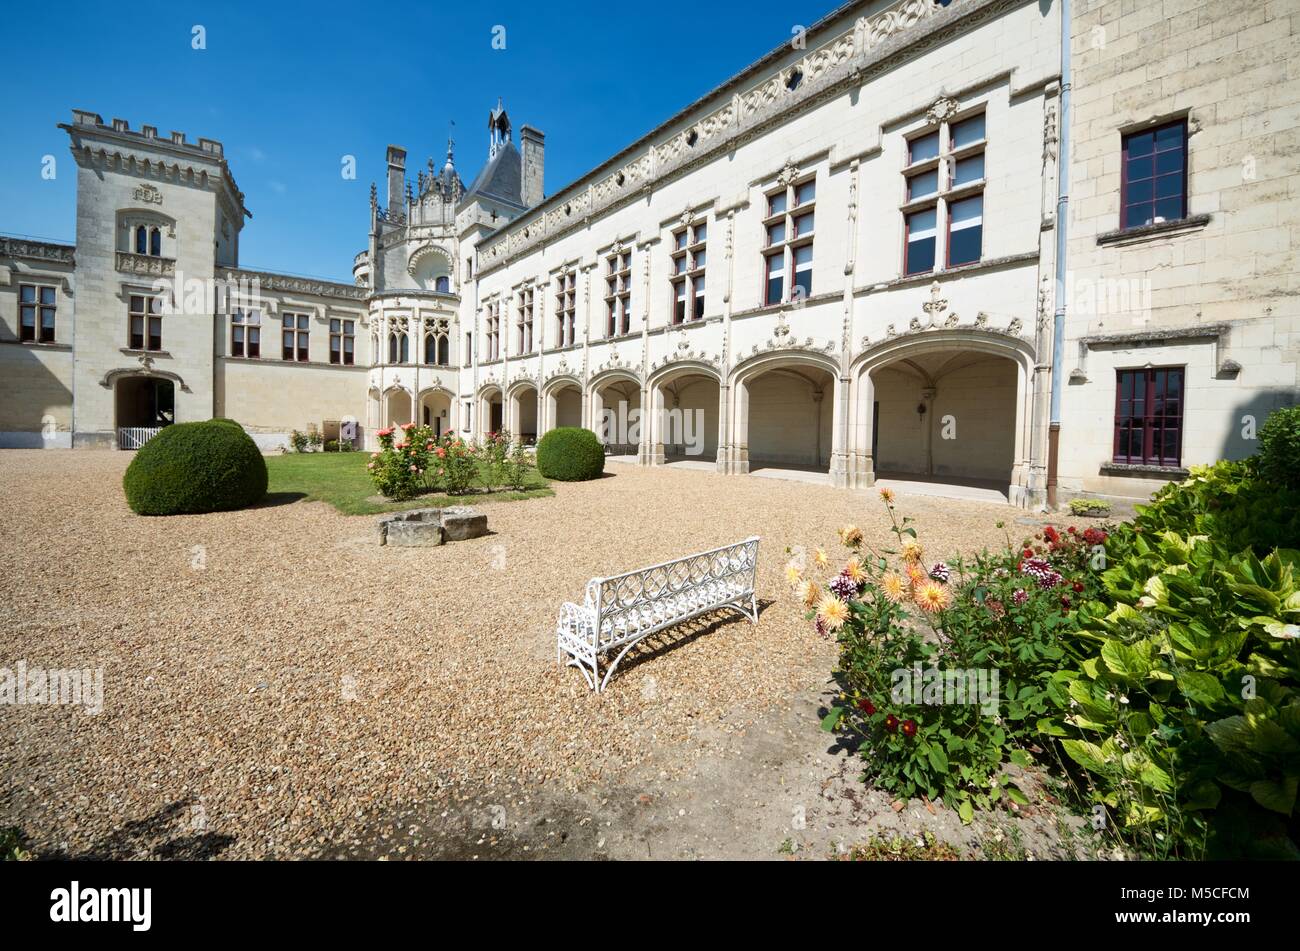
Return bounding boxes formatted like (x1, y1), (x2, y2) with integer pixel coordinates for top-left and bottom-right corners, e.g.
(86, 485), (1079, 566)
(505, 379), (540, 444)
(849, 329), (1036, 504)
(727, 349), (843, 479)
(381, 384), (414, 430)
(417, 385), (454, 437)
(588, 369), (642, 456)
(476, 383), (504, 439)
(541, 375), (584, 434)
(646, 361), (722, 466)
(407, 244), (455, 292)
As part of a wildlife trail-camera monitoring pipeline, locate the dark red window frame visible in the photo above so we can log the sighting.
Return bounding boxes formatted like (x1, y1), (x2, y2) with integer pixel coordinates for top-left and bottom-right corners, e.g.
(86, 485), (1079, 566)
(1121, 120), (1187, 230)
(1113, 366), (1184, 467)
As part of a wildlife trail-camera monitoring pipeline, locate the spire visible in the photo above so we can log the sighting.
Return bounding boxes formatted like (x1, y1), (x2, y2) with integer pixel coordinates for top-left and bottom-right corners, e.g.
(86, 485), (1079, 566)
(488, 98), (511, 158)
(444, 134), (455, 174)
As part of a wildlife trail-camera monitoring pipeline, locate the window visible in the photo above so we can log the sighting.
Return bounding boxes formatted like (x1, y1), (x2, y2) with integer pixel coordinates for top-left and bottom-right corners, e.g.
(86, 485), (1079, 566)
(1122, 120), (1187, 229)
(282, 313), (309, 361)
(424, 329), (449, 365)
(485, 300), (501, 361)
(555, 272), (576, 346)
(329, 318), (354, 365)
(905, 208), (937, 274)
(515, 287), (535, 354)
(669, 221), (707, 324)
(231, 308), (261, 358)
(947, 194), (983, 267)
(605, 249), (632, 337)
(463, 332), (472, 367)
(128, 294), (163, 351)
(18, 284), (56, 343)
(903, 110), (986, 275)
(1114, 367), (1184, 467)
(762, 177), (815, 305)
(387, 328), (409, 364)
(133, 224), (162, 257)
(435, 275), (450, 293)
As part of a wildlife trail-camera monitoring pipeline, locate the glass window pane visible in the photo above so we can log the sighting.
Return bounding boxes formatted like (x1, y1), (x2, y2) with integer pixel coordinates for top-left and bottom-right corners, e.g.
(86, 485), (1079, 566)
(1126, 131), (1155, 157)
(953, 153), (985, 186)
(908, 168), (939, 199)
(767, 221), (786, 245)
(1154, 123), (1184, 150)
(1127, 156), (1154, 181)
(794, 244), (813, 267)
(693, 223), (707, 243)
(909, 131), (940, 163)
(40, 287), (56, 305)
(795, 180), (815, 205)
(20, 286), (36, 303)
(794, 212), (814, 236)
(768, 191), (787, 216)
(1155, 148), (1183, 175)
(951, 114), (985, 148)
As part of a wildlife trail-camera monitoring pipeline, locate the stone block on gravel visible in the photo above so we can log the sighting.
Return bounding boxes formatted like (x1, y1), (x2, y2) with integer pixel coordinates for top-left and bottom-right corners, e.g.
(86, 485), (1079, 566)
(379, 509), (444, 547)
(440, 505), (488, 542)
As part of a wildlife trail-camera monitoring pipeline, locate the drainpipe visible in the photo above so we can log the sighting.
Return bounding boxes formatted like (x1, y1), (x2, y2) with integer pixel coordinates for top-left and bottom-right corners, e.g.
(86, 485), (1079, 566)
(1047, 0), (1072, 509)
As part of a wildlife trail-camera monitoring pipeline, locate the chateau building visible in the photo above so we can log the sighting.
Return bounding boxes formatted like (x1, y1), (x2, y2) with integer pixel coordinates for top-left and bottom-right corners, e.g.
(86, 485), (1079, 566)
(0, 0), (1295, 508)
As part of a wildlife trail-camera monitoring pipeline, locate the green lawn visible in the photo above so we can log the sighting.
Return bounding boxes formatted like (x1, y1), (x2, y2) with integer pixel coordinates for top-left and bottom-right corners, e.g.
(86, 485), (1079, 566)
(265, 451), (552, 516)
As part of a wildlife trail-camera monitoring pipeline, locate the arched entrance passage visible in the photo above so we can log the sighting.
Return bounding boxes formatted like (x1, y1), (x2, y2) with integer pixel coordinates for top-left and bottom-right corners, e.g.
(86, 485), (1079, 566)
(114, 375), (174, 448)
(647, 364), (720, 468)
(507, 383), (538, 444)
(477, 385), (503, 439)
(589, 371), (641, 459)
(851, 332), (1034, 504)
(418, 387), (453, 438)
(730, 352), (839, 481)
(382, 386), (413, 430)
(541, 378), (583, 435)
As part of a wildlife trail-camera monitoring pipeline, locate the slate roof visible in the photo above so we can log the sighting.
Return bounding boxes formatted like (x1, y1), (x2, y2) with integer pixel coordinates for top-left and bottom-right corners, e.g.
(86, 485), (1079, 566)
(460, 139), (525, 211)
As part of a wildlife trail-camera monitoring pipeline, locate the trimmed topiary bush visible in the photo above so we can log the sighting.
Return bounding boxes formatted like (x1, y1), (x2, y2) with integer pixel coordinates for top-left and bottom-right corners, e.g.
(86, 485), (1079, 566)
(123, 420), (268, 515)
(1257, 404), (1300, 489)
(535, 427), (605, 482)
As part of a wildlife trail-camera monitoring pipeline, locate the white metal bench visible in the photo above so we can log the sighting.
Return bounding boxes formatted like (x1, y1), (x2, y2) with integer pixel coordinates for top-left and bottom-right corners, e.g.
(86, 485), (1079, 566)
(556, 536), (760, 692)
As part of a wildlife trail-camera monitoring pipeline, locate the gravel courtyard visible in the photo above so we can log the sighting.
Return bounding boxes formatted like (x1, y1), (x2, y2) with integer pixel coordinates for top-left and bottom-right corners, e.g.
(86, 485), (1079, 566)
(0, 450), (1039, 859)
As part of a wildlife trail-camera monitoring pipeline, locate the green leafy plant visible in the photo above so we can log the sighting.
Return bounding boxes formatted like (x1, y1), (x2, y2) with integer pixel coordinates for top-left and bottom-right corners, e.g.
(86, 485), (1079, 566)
(123, 420), (268, 515)
(1258, 404), (1300, 490)
(1047, 473), (1300, 859)
(536, 427), (605, 481)
(1069, 498), (1112, 517)
(289, 430), (310, 453)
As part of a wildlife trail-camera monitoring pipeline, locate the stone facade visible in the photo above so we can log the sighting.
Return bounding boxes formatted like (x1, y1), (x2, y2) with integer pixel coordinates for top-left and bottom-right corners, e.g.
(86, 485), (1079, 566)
(0, 0), (1294, 507)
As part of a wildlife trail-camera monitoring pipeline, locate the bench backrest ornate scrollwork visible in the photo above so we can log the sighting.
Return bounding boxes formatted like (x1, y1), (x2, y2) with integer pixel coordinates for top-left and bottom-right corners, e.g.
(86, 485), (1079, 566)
(584, 536), (760, 651)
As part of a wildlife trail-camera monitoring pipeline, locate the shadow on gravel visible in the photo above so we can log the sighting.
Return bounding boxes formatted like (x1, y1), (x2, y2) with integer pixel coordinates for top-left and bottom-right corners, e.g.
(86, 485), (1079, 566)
(37, 800), (236, 861)
(612, 598), (775, 681)
(253, 491), (308, 508)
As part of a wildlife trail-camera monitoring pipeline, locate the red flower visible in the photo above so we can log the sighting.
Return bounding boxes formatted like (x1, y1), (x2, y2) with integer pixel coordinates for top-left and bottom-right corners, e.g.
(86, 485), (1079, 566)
(1023, 548), (1034, 559)
(1060, 595), (1072, 608)
(1083, 527), (1108, 546)
(1044, 525), (1060, 545)
(1073, 581), (1084, 593)
(901, 718), (917, 738)
(884, 714), (899, 734)
(858, 698), (876, 715)
(1067, 526), (1078, 535)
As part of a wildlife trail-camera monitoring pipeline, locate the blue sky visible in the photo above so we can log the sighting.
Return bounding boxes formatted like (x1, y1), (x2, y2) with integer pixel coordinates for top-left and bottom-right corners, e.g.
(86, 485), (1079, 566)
(3, 0), (845, 281)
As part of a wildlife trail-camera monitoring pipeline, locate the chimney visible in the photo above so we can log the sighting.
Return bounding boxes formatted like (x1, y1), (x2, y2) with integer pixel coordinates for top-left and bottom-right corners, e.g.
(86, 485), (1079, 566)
(386, 145), (407, 214)
(520, 125), (544, 208)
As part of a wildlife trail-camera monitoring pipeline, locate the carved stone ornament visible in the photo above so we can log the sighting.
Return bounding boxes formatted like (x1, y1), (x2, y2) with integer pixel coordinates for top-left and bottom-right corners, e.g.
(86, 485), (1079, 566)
(776, 159), (800, 188)
(133, 184), (163, 205)
(926, 96), (959, 125)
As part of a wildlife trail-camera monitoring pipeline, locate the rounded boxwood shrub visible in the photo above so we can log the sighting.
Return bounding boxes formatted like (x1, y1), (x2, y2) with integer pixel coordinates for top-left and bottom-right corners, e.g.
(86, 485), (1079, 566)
(535, 427), (605, 482)
(123, 420), (268, 515)
(1257, 404), (1300, 489)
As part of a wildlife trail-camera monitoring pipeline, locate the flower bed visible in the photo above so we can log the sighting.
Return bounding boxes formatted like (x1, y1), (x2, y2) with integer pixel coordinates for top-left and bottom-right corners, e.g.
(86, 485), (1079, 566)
(808, 421), (1299, 859)
(367, 425), (531, 501)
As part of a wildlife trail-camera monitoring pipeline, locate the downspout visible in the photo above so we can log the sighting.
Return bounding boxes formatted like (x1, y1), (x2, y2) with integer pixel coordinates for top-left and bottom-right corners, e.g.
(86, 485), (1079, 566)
(1047, 0), (1072, 509)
